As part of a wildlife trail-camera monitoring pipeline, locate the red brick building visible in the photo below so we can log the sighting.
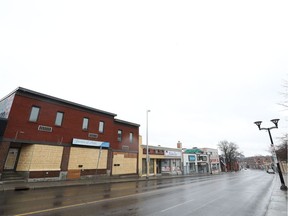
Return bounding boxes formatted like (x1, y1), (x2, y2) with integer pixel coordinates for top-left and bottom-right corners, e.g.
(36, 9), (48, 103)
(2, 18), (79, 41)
(241, 156), (273, 170)
(0, 87), (140, 181)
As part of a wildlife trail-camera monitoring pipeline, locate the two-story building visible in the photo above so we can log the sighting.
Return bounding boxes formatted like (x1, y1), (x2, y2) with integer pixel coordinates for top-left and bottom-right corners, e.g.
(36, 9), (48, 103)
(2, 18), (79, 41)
(200, 148), (221, 174)
(183, 147), (220, 174)
(0, 87), (140, 181)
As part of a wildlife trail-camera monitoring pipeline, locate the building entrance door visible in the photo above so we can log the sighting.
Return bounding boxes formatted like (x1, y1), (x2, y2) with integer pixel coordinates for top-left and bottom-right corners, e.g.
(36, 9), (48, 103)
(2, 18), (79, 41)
(4, 148), (19, 170)
(156, 159), (161, 174)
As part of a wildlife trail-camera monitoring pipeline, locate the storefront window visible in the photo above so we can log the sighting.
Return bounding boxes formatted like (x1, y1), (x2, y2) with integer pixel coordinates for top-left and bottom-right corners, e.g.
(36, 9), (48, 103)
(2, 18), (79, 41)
(149, 159), (154, 174)
(142, 158), (154, 175)
(197, 155), (207, 161)
(161, 159), (171, 172)
(142, 159), (146, 174)
(175, 159), (181, 172)
(189, 163), (196, 172)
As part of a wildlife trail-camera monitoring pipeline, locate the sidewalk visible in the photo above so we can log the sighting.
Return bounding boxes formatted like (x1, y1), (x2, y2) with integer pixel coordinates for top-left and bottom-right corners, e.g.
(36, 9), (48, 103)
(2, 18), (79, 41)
(265, 174), (288, 216)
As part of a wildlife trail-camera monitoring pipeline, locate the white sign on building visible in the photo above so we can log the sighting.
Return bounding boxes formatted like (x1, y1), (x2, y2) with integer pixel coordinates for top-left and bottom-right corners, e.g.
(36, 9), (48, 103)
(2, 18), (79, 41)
(164, 150), (181, 157)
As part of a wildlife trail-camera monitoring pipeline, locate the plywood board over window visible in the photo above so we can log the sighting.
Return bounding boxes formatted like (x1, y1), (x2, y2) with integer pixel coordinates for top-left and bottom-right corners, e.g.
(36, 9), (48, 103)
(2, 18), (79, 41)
(112, 152), (137, 175)
(16, 144), (63, 171)
(68, 147), (108, 170)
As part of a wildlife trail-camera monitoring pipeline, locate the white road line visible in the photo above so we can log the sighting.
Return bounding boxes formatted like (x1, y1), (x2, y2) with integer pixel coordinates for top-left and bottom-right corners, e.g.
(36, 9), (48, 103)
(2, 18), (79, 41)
(160, 196), (224, 214)
(160, 199), (195, 212)
(190, 196), (224, 213)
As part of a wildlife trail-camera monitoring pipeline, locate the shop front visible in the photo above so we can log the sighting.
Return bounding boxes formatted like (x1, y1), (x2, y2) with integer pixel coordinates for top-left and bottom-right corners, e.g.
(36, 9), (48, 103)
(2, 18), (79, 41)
(139, 145), (182, 177)
(183, 153), (210, 175)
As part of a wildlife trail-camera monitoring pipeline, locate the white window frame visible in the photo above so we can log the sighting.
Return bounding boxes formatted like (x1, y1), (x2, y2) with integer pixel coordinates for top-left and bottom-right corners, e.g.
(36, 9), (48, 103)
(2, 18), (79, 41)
(55, 112), (64, 126)
(129, 132), (133, 144)
(82, 117), (89, 130)
(99, 121), (104, 133)
(117, 130), (122, 142)
(29, 106), (40, 122)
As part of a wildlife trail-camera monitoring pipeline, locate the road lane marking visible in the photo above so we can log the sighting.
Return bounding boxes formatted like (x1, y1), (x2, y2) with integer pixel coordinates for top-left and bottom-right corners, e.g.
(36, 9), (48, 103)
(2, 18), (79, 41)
(160, 199), (195, 212)
(160, 196), (224, 214)
(190, 196), (224, 213)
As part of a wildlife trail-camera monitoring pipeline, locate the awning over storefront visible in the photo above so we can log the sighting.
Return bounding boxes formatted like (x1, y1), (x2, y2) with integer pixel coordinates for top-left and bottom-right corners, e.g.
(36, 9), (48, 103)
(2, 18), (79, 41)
(184, 148), (203, 154)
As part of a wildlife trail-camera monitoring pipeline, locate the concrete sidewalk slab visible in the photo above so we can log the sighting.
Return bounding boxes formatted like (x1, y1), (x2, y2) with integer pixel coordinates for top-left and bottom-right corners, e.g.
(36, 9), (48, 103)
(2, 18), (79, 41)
(265, 175), (288, 216)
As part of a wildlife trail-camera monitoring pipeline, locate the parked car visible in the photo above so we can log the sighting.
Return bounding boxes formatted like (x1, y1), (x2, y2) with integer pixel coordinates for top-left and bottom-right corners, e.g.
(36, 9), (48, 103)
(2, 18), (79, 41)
(267, 168), (275, 174)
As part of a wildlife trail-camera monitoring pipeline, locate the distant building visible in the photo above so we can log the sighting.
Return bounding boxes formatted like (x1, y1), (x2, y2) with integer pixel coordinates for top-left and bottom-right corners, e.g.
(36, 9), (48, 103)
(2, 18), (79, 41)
(182, 147), (221, 174)
(200, 148), (221, 174)
(241, 156), (273, 170)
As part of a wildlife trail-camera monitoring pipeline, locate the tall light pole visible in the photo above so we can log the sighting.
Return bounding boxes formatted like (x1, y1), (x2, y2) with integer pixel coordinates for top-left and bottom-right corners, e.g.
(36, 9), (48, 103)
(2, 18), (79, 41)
(95, 143), (103, 177)
(254, 119), (287, 191)
(146, 110), (150, 180)
(207, 152), (212, 174)
(14, 130), (24, 142)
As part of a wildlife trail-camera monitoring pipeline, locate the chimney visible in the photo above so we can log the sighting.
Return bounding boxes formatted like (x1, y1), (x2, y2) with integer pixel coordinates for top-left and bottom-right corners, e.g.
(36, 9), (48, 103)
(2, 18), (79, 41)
(177, 141), (182, 149)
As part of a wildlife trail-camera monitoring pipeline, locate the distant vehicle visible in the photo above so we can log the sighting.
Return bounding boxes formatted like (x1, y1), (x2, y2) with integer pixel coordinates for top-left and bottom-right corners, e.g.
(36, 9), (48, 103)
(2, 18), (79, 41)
(267, 169), (275, 174)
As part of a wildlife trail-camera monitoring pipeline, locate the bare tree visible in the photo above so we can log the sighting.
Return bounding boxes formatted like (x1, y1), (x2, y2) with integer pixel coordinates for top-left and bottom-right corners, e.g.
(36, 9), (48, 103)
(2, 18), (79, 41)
(278, 77), (288, 109)
(276, 75), (288, 162)
(218, 140), (240, 171)
(276, 136), (288, 162)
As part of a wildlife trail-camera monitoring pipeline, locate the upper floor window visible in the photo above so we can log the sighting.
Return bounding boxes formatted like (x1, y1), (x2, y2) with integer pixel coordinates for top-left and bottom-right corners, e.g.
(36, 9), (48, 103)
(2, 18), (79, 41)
(197, 155), (207, 161)
(117, 130), (122, 142)
(99, 121), (105, 133)
(55, 112), (64, 126)
(129, 132), (133, 144)
(29, 106), (40, 122)
(82, 117), (89, 130)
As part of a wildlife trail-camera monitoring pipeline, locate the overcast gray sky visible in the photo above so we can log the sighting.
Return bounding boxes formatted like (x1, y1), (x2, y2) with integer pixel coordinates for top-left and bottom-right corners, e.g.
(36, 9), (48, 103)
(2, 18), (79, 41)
(1, 1), (287, 157)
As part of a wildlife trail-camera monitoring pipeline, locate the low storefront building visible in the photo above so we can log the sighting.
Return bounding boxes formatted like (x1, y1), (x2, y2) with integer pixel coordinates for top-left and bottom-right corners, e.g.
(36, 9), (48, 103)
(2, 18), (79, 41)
(139, 140), (182, 177)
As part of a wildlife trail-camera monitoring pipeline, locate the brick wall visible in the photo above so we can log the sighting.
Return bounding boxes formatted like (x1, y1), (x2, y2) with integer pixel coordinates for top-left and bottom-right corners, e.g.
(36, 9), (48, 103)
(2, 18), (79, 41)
(5, 94), (116, 145)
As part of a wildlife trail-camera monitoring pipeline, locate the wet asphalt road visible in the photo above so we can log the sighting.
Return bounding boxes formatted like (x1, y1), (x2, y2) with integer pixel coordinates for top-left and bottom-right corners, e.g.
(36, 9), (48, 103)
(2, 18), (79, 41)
(0, 170), (275, 216)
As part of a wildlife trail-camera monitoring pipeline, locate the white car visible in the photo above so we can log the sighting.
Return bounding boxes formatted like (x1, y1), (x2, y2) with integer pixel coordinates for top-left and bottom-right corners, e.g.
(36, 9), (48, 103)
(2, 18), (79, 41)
(267, 169), (275, 174)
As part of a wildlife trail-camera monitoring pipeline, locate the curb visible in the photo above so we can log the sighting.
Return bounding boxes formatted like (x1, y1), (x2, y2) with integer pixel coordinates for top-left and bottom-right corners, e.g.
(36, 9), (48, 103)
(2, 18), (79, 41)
(0, 173), (211, 192)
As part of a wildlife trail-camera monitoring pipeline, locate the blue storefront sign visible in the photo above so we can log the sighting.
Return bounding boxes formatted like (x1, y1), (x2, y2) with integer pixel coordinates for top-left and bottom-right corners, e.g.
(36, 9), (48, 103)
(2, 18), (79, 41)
(188, 155), (196, 161)
(72, 138), (110, 148)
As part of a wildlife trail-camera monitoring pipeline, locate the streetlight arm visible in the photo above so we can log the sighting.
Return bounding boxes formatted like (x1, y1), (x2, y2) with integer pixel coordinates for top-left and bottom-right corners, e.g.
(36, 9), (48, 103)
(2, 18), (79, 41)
(256, 126), (278, 131)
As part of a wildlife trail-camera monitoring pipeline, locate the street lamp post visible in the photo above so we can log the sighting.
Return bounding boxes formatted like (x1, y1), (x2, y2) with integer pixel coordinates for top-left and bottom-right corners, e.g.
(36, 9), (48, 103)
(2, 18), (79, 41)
(207, 152), (212, 174)
(146, 110), (150, 180)
(254, 119), (287, 191)
(96, 144), (103, 176)
(14, 130), (24, 142)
